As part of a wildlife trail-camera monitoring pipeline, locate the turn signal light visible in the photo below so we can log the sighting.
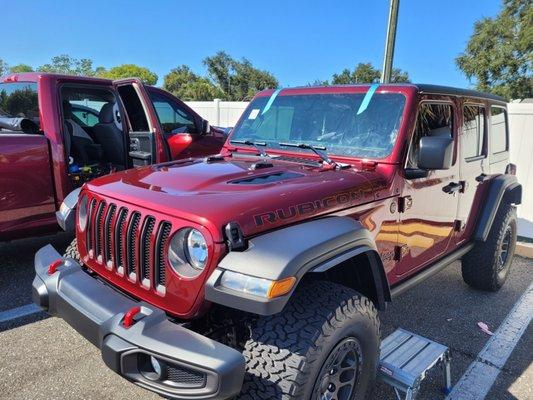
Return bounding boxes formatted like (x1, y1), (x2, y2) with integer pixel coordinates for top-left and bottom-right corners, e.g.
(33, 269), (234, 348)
(268, 277), (297, 298)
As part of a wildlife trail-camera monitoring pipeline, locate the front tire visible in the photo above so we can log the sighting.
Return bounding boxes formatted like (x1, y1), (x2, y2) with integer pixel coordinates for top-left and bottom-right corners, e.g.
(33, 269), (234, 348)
(63, 237), (81, 264)
(461, 204), (517, 291)
(237, 281), (380, 400)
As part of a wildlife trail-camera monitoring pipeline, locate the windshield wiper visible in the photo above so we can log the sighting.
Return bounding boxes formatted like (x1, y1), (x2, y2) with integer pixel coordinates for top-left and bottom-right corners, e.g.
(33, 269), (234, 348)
(230, 139), (270, 157)
(278, 142), (337, 168)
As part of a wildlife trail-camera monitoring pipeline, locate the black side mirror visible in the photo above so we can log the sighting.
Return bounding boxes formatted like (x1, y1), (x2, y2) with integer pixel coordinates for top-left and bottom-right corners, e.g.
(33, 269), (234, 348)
(418, 136), (453, 170)
(201, 119), (211, 135)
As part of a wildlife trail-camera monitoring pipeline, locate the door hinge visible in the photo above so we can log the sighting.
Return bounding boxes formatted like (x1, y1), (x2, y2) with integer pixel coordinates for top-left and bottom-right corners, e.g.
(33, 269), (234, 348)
(398, 196), (412, 213)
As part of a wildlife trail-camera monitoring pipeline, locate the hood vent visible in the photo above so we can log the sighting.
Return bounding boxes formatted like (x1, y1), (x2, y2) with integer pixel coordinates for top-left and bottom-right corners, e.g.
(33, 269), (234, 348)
(229, 171), (304, 185)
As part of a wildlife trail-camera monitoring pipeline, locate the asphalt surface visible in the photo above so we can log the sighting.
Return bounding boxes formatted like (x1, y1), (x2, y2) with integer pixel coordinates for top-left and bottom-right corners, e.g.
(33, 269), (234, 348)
(0, 233), (531, 400)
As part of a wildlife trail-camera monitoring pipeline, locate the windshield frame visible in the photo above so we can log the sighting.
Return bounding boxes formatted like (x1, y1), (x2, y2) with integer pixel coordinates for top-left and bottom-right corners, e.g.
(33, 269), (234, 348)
(227, 85), (416, 164)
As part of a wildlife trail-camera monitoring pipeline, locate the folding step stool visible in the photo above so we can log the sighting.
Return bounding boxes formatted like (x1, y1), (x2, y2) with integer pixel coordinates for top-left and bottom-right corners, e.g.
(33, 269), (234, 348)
(377, 328), (452, 400)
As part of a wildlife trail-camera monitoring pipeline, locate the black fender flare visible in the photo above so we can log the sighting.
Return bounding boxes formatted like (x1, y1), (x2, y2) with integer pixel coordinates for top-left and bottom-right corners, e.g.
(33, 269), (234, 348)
(56, 188), (81, 232)
(205, 216), (390, 315)
(474, 174), (522, 242)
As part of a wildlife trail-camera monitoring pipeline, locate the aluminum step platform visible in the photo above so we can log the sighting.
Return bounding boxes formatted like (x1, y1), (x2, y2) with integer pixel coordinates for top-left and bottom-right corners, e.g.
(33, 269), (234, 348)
(377, 328), (452, 400)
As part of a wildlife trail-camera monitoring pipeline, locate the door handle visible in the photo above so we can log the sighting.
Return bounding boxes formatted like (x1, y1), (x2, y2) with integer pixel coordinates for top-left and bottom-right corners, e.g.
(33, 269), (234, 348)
(476, 173), (488, 183)
(442, 181), (464, 194)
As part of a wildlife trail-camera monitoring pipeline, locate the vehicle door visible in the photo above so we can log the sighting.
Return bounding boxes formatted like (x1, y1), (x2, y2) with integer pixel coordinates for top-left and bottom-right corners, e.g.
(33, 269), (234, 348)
(396, 101), (460, 276)
(145, 87), (225, 159)
(0, 81), (55, 238)
(455, 103), (489, 246)
(113, 78), (168, 167)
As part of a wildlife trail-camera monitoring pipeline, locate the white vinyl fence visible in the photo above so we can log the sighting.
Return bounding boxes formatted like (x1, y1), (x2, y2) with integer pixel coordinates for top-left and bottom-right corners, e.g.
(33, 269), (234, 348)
(508, 102), (533, 239)
(186, 100), (533, 238)
(185, 99), (248, 127)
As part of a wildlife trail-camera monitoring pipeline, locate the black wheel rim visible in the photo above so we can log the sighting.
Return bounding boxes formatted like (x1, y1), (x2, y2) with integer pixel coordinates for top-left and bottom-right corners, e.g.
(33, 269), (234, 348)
(313, 337), (363, 400)
(497, 225), (512, 274)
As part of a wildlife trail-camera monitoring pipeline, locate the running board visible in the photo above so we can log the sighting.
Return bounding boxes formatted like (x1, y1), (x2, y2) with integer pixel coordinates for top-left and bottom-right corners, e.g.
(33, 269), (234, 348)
(390, 244), (474, 298)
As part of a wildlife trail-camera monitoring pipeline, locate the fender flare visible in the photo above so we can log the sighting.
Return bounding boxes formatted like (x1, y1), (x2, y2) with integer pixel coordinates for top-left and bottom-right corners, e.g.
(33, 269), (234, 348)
(205, 216), (390, 315)
(56, 188), (81, 232)
(474, 174), (522, 242)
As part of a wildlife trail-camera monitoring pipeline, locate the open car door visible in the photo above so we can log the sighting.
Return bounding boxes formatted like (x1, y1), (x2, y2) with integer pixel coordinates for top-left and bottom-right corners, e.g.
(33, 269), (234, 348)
(113, 78), (168, 167)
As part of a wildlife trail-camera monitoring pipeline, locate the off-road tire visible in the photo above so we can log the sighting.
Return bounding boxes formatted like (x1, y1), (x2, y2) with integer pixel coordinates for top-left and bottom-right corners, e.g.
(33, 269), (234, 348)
(461, 204), (517, 291)
(63, 237), (81, 264)
(236, 281), (380, 400)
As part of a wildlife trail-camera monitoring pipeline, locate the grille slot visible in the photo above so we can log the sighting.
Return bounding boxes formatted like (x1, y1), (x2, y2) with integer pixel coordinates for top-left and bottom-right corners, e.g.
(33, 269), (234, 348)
(103, 204), (116, 267)
(86, 199), (97, 254)
(166, 364), (206, 388)
(94, 201), (106, 259)
(115, 207), (129, 273)
(155, 222), (172, 288)
(126, 212), (141, 277)
(140, 216), (156, 283)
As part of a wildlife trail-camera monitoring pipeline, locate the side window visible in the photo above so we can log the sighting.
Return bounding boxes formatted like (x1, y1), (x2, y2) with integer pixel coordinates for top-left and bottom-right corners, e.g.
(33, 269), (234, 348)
(462, 105), (486, 159)
(490, 106), (508, 154)
(148, 91), (197, 135)
(0, 82), (40, 133)
(117, 85), (149, 132)
(407, 103), (454, 168)
(71, 107), (100, 127)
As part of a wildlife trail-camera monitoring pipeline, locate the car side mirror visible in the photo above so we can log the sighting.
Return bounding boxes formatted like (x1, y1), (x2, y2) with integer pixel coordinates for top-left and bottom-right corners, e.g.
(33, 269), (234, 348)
(201, 119), (211, 135)
(418, 136), (453, 170)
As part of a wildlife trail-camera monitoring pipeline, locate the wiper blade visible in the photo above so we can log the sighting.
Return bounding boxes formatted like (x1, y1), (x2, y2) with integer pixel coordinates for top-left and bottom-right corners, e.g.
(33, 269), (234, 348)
(278, 142), (337, 168)
(230, 139), (270, 157)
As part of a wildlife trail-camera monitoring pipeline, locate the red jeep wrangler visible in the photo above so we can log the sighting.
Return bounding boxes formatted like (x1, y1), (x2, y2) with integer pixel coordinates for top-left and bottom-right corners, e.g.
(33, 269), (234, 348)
(0, 73), (225, 241)
(33, 84), (521, 400)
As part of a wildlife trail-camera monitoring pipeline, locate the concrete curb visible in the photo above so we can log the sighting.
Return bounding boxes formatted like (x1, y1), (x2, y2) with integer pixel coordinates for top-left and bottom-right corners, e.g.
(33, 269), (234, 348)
(516, 242), (533, 259)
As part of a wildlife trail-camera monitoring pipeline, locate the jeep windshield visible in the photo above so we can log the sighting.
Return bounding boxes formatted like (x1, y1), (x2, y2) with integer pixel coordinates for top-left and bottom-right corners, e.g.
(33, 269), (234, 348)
(230, 90), (406, 159)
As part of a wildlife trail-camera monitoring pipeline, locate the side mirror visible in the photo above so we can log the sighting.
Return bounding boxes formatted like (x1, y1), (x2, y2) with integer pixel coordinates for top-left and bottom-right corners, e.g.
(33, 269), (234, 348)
(418, 136), (454, 170)
(201, 119), (211, 135)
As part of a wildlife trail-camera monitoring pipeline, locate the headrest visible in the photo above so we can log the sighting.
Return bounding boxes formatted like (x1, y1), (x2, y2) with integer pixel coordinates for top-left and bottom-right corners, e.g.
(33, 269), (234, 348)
(99, 103), (115, 124)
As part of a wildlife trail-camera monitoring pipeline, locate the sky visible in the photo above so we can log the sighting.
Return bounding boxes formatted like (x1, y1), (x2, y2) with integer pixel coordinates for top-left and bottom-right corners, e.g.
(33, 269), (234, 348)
(1, 0), (503, 88)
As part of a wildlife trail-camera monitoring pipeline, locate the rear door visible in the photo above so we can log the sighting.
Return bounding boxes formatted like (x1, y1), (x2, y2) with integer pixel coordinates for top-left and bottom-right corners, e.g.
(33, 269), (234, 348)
(113, 78), (168, 167)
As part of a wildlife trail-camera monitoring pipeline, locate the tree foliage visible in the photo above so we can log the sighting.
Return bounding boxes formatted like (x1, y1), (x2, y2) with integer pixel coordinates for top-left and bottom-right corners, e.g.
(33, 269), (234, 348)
(0, 59), (9, 76)
(456, 0), (532, 100)
(10, 64), (34, 73)
(163, 65), (223, 101)
(203, 51), (279, 100)
(331, 62), (410, 84)
(98, 64), (158, 85)
(38, 54), (100, 76)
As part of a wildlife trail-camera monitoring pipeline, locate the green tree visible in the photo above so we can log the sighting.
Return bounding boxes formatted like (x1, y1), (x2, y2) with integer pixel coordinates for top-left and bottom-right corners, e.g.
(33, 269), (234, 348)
(0, 59), (8, 76)
(38, 54), (101, 76)
(203, 51), (278, 100)
(163, 66), (223, 100)
(331, 62), (410, 84)
(10, 64), (34, 73)
(456, 0), (532, 100)
(98, 64), (158, 85)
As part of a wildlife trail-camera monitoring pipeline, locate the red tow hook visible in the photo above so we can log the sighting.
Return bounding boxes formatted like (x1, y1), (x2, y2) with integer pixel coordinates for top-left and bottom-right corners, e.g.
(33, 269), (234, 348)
(123, 306), (142, 328)
(47, 259), (63, 275)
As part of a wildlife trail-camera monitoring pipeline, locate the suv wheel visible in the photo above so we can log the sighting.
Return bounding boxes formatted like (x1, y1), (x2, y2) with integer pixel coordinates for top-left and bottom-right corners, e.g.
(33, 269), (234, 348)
(461, 204), (517, 291)
(64, 238), (81, 263)
(237, 281), (380, 400)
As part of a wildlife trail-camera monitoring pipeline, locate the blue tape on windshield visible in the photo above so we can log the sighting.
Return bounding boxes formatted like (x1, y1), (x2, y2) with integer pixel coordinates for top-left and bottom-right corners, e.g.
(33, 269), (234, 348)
(356, 83), (379, 115)
(261, 88), (282, 115)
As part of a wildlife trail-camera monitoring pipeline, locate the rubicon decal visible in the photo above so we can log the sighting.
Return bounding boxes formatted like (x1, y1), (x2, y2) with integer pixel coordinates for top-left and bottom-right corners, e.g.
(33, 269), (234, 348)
(254, 188), (368, 226)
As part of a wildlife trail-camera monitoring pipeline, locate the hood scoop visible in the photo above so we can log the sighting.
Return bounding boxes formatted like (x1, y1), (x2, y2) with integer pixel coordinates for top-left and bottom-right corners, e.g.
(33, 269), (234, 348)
(229, 171), (304, 185)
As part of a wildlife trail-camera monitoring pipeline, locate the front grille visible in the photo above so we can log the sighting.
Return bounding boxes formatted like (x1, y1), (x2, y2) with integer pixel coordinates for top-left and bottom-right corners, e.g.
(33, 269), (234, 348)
(85, 198), (171, 294)
(166, 364), (206, 387)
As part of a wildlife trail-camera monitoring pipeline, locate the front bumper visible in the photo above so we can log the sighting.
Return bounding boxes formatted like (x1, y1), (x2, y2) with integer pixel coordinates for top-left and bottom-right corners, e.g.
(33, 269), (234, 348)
(32, 245), (245, 400)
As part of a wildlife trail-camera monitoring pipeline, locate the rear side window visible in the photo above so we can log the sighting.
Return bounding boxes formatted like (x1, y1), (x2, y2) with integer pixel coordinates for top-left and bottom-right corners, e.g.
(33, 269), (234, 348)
(0, 82), (40, 131)
(462, 105), (485, 159)
(490, 106), (508, 154)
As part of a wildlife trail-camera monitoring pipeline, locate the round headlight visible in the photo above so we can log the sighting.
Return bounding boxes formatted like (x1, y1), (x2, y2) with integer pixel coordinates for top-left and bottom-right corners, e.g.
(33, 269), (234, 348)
(78, 195), (88, 231)
(185, 229), (208, 270)
(168, 228), (209, 277)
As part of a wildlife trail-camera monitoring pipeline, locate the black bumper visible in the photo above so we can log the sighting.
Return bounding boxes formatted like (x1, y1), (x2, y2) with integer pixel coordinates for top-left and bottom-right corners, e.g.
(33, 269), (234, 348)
(32, 245), (245, 400)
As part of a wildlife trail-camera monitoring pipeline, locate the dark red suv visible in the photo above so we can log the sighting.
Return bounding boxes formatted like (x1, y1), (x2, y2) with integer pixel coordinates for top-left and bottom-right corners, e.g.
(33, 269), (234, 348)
(0, 73), (226, 241)
(33, 84), (521, 399)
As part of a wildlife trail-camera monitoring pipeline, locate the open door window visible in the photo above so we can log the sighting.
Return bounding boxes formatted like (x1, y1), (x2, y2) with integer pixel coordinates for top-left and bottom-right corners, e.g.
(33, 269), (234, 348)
(113, 78), (167, 167)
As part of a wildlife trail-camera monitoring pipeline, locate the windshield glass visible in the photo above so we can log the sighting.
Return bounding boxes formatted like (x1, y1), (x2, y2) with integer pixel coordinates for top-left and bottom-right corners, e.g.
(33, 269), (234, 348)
(0, 82), (39, 121)
(230, 91), (406, 159)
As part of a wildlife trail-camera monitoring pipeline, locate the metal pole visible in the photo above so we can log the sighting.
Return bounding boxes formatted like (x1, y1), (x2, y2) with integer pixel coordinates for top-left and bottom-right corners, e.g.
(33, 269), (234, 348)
(381, 0), (400, 83)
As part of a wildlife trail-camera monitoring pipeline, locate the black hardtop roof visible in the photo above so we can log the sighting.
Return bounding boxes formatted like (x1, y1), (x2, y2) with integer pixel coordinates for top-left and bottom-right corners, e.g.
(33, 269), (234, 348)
(415, 84), (507, 103)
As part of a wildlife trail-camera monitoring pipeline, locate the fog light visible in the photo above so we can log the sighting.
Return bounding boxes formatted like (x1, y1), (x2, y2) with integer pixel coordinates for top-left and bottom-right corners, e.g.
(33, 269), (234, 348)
(150, 356), (162, 379)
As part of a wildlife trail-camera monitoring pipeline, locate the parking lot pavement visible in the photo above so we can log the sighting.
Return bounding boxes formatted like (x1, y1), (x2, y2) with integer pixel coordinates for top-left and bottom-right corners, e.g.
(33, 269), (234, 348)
(1, 234), (532, 400)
